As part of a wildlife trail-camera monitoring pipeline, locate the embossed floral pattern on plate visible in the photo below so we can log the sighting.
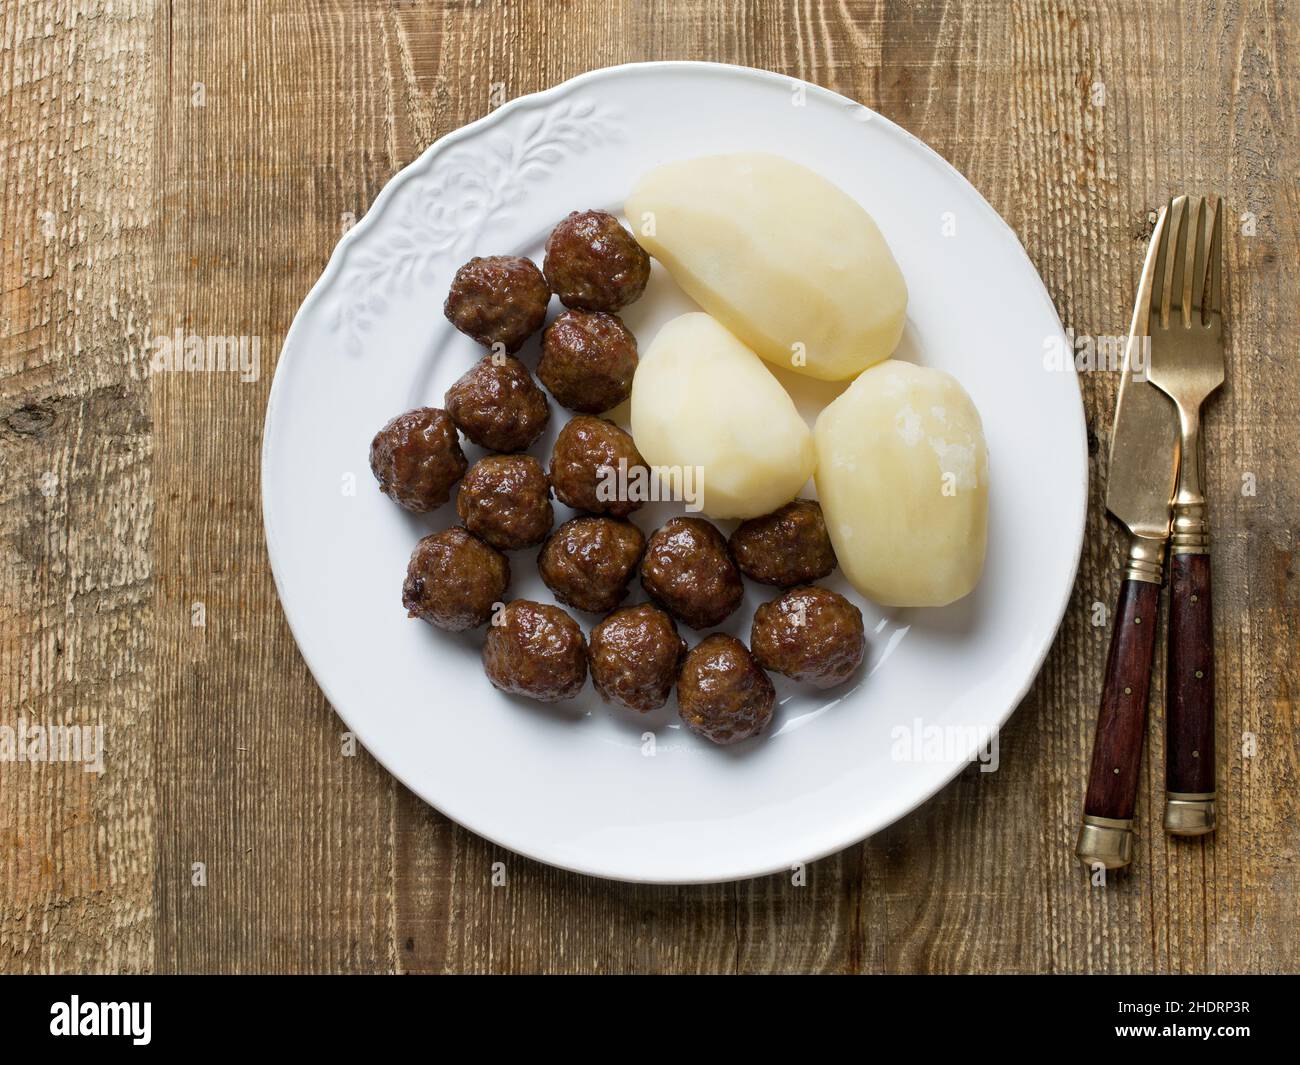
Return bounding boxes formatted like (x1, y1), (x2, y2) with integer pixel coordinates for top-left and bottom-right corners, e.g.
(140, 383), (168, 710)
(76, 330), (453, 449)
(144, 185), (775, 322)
(333, 99), (621, 354)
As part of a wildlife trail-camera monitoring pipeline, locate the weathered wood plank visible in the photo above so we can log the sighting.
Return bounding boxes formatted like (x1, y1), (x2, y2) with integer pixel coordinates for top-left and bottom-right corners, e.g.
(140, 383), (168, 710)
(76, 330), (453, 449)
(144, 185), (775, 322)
(0, 0), (158, 973)
(148, 0), (397, 973)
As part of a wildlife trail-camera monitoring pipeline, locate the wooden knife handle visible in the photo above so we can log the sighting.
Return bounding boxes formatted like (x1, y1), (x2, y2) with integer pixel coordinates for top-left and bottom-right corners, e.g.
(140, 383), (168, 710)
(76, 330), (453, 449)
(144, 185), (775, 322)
(1076, 576), (1161, 869)
(1164, 551), (1217, 835)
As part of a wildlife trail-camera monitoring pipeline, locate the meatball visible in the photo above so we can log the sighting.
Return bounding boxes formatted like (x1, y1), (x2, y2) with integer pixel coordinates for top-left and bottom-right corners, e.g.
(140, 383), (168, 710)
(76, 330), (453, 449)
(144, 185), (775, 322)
(589, 604), (686, 713)
(482, 599), (587, 702)
(444, 354), (550, 453)
(443, 255), (550, 353)
(456, 454), (553, 550)
(676, 634), (775, 745)
(640, 517), (743, 630)
(402, 527), (509, 631)
(538, 516), (645, 614)
(538, 310), (638, 414)
(543, 210), (651, 312)
(548, 415), (648, 517)
(751, 585), (866, 689)
(369, 407), (467, 512)
(728, 499), (837, 587)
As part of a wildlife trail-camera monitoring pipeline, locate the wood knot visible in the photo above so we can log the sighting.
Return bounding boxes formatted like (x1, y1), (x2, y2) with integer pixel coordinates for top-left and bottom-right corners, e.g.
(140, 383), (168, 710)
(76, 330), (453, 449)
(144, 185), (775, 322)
(5, 404), (55, 436)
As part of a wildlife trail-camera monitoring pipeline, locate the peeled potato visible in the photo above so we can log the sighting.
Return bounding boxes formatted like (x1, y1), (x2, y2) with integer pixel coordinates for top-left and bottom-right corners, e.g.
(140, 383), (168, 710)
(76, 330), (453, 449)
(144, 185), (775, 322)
(625, 153), (907, 381)
(631, 312), (815, 520)
(814, 360), (988, 607)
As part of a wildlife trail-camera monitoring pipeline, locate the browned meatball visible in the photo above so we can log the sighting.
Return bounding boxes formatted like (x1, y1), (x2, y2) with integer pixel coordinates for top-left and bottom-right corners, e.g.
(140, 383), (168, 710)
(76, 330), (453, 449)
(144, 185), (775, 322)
(456, 454), (553, 550)
(444, 355), (550, 452)
(548, 415), (648, 517)
(402, 527), (509, 631)
(543, 210), (651, 312)
(589, 604), (686, 713)
(728, 499), (837, 587)
(538, 516), (645, 614)
(444, 255), (550, 353)
(677, 634), (775, 745)
(640, 517), (743, 630)
(482, 599), (587, 702)
(751, 585), (866, 689)
(370, 407), (467, 512)
(538, 310), (638, 414)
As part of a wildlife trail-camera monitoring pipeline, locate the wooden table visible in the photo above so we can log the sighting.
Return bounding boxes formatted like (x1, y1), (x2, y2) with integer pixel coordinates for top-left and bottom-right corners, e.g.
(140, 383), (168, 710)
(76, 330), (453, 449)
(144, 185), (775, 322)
(2, 0), (1296, 975)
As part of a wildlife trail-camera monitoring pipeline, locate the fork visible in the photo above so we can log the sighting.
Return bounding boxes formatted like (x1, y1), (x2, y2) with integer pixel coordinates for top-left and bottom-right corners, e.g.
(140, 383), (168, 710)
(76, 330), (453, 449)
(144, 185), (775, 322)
(1145, 195), (1225, 837)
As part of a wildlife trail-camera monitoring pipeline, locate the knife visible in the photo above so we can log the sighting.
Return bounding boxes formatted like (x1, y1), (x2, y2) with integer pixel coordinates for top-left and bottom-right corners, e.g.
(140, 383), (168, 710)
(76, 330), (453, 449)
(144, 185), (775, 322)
(1075, 202), (1180, 872)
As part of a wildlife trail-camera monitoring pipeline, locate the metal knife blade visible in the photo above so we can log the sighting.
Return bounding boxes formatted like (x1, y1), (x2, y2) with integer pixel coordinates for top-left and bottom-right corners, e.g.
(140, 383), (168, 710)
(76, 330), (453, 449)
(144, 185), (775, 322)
(1106, 204), (1179, 553)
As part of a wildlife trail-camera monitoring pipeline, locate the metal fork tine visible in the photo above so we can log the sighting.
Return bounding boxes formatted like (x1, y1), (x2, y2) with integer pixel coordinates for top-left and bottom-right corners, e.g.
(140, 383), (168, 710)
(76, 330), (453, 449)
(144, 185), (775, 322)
(1207, 196), (1224, 320)
(1167, 196), (1190, 325)
(1157, 196), (1185, 328)
(1189, 197), (1208, 320)
(1149, 200), (1174, 327)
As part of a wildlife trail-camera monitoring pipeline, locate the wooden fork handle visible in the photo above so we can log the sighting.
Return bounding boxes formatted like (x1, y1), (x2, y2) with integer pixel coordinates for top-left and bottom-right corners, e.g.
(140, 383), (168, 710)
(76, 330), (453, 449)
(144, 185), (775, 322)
(1076, 575), (1161, 870)
(1164, 549), (1217, 835)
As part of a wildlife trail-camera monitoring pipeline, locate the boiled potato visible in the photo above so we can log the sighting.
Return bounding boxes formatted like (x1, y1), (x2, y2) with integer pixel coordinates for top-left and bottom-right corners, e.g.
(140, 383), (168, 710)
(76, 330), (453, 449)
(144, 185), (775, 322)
(625, 153), (907, 381)
(814, 360), (988, 607)
(631, 312), (815, 520)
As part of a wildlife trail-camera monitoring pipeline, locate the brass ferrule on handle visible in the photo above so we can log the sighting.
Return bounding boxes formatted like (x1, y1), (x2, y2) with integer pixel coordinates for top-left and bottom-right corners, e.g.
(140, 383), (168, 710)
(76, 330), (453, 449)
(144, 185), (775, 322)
(1124, 534), (1166, 584)
(1164, 792), (1216, 835)
(1076, 815), (1135, 870)
(1169, 408), (1211, 554)
(1169, 499), (1211, 554)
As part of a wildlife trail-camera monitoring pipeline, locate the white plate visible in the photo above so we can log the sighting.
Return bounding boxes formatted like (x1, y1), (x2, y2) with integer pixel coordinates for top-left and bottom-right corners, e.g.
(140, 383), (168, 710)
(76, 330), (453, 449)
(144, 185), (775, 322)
(262, 62), (1086, 884)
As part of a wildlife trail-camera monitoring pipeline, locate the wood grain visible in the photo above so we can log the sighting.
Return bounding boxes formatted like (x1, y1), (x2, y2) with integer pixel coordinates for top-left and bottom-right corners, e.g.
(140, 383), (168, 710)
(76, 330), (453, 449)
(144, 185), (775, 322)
(1166, 552), (1216, 796)
(1084, 579), (1161, 821)
(1, 0), (1296, 974)
(1, 0), (158, 973)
